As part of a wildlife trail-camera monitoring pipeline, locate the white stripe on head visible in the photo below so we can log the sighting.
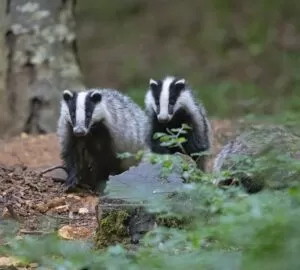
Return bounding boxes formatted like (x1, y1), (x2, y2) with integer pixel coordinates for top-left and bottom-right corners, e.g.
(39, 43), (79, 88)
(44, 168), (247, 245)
(75, 91), (88, 128)
(149, 78), (158, 87)
(63, 89), (73, 100)
(175, 79), (186, 85)
(158, 76), (174, 121)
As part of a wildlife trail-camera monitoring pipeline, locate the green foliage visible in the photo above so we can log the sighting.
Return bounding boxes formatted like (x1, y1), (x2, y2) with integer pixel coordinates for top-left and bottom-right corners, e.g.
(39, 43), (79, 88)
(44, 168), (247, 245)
(2, 122), (300, 269)
(153, 123), (192, 154)
(150, 124), (210, 181)
(3, 185), (300, 269)
(3, 127), (300, 269)
(77, 0), (300, 118)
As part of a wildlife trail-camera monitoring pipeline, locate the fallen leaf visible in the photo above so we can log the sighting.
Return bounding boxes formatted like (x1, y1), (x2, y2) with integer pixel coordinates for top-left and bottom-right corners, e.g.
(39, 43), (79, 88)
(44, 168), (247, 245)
(0, 256), (22, 266)
(58, 225), (93, 240)
(2, 208), (9, 218)
(78, 207), (89, 214)
(46, 197), (66, 209)
(54, 204), (69, 213)
(81, 195), (99, 213)
(34, 203), (48, 213)
(29, 262), (39, 268)
(66, 194), (81, 200)
(20, 133), (28, 139)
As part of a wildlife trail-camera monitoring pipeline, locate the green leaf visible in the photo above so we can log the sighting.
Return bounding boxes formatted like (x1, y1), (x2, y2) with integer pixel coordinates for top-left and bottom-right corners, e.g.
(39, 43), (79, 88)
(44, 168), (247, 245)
(159, 135), (173, 142)
(177, 137), (187, 144)
(153, 132), (168, 139)
(181, 123), (192, 130)
(117, 152), (133, 159)
(160, 140), (177, 147)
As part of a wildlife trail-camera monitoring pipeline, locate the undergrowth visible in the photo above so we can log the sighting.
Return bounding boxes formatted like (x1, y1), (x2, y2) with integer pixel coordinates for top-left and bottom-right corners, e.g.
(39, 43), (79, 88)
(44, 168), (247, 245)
(1, 126), (300, 270)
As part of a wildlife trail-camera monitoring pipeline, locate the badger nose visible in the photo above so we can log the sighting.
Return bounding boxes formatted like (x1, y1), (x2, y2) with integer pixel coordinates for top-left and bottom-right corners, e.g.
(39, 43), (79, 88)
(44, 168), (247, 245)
(157, 115), (170, 124)
(73, 126), (88, 137)
(158, 118), (168, 124)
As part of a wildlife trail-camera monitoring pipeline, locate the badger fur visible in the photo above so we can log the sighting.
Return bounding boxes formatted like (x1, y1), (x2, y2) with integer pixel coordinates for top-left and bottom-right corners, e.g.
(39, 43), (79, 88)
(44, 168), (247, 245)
(57, 88), (148, 191)
(144, 76), (212, 171)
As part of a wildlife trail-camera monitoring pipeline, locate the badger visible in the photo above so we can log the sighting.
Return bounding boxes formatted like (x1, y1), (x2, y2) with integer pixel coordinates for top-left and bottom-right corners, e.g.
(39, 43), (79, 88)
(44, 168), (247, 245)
(144, 76), (212, 172)
(57, 88), (148, 192)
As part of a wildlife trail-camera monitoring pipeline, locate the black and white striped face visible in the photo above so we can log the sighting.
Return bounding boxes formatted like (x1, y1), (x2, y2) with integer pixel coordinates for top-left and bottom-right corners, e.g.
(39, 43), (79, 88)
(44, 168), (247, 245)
(146, 76), (186, 123)
(61, 89), (104, 136)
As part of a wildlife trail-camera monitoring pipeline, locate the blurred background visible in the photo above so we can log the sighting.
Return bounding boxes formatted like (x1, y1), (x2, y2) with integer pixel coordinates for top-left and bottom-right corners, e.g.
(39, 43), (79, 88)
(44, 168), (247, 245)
(1, 0), (300, 137)
(76, 0), (300, 119)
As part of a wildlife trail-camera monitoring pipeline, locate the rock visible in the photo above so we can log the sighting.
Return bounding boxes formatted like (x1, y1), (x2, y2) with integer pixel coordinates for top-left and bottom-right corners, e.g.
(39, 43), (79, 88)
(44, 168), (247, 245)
(95, 153), (197, 249)
(213, 125), (300, 193)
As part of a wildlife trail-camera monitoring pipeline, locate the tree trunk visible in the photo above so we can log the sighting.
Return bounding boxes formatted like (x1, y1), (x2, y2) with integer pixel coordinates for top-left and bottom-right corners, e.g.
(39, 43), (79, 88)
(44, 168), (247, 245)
(2, 0), (84, 136)
(0, 1), (9, 132)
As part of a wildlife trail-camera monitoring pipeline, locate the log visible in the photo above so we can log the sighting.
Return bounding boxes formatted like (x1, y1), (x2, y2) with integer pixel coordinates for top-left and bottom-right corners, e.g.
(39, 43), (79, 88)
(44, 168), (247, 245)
(213, 125), (300, 193)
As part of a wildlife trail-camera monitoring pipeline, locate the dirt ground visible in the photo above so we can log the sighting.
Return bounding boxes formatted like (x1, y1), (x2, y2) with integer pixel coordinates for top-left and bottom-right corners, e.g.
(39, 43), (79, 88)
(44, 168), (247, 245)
(0, 119), (237, 250)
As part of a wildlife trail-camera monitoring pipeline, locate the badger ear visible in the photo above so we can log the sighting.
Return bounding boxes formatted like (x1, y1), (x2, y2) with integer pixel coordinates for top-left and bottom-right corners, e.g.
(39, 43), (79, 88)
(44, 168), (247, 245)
(62, 89), (73, 102)
(174, 79), (186, 91)
(90, 90), (102, 103)
(149, 78), (158, 89)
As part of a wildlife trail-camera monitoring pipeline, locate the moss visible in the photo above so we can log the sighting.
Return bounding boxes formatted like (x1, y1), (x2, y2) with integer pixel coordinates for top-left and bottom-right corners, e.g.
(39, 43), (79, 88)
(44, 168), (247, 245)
(217, 125), (300, 193)
(156, 214), (192, 229)
(95, 209), (131, 249)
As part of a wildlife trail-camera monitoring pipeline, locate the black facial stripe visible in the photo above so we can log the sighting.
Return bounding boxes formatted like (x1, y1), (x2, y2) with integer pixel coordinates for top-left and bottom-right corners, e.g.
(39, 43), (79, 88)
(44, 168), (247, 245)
(150, 77), (186, 116)
(85, 91), (100, 128)
(150, 80), (162, 108)
(65, 92), (77, 126)
(168, 79), (186, 114)
(168, 104), (174, 114)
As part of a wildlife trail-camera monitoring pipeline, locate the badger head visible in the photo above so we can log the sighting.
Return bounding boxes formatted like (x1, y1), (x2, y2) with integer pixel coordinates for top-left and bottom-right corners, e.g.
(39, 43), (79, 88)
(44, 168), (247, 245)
(61, 89), (104, 137)
(145, 76), (187, 123)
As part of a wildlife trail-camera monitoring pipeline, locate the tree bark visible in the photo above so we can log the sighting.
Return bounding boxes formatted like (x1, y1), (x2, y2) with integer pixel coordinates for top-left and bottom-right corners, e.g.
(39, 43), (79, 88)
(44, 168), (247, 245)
(0, 2), (9, 132)
(3, 0), (84, 136)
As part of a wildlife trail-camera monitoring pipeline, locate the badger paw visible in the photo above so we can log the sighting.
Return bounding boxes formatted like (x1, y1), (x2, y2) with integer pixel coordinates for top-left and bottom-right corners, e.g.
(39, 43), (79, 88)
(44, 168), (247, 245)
(64, 172), (78, 193)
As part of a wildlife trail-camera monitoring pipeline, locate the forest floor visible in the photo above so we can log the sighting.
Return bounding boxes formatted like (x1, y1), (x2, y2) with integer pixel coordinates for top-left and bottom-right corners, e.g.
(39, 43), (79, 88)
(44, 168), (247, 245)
(0, 119), (237, 267)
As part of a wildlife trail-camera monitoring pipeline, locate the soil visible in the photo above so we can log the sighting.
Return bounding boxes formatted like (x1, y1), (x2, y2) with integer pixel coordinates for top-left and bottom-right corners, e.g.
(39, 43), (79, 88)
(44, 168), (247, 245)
(0, 119), (237, 247)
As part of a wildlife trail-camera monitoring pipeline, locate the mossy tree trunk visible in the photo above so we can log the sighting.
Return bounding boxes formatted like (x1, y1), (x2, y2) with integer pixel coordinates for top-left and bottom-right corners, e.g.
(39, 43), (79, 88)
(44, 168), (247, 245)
(1, 0), (84, 136)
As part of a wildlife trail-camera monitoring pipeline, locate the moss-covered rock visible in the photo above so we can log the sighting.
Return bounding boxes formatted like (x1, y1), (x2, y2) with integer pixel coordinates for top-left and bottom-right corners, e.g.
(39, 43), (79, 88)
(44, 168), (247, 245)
(94, 154), (200, 249)
(213, 125), (300, 193)
(95, 203), (131, 249)
(156, 214), (192, 229)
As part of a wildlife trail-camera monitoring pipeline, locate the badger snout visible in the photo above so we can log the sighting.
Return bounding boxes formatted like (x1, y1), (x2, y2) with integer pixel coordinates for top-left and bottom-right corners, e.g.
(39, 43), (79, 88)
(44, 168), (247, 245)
(73, 126), (88, 137)
(157, 114), (171, 124)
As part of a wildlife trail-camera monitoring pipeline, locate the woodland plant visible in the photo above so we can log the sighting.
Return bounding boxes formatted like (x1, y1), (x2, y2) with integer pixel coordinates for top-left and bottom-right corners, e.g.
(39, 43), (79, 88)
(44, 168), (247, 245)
(1, 125), (300, 270)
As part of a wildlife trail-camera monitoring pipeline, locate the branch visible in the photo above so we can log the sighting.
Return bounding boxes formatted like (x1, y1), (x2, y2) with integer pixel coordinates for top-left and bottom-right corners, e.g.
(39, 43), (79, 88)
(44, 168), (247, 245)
(39, 165), (67, 176)
(5, 204), (20, 222)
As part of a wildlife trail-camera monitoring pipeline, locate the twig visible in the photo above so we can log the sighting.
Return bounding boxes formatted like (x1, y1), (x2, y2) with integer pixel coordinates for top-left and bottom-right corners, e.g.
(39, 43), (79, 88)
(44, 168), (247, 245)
(45, 213), (74, 220)
(26, 182), (40, 192)
(166, 126), (187, 155)
(100, 203), (146, 208)
(5, 204), (20, 222)
(19, 230), (52, 235)
(52, 177), (67, 183)
(39, 165), (67, 176)
(95, 204), (101, 223)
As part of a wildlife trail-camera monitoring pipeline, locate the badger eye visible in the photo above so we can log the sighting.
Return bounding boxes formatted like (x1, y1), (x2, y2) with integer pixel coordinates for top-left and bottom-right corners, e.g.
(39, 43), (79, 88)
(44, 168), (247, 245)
(168, 104), (174, 114)
(90, 92), (102, 103)
(155, 103), (160, 114)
